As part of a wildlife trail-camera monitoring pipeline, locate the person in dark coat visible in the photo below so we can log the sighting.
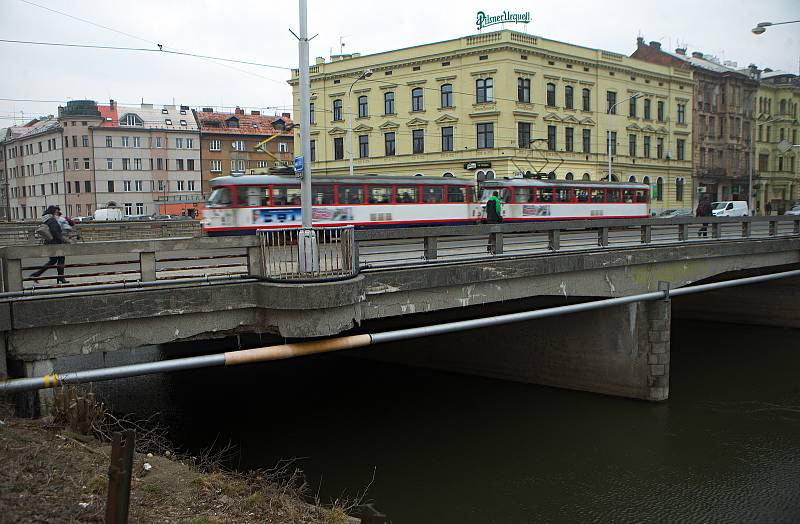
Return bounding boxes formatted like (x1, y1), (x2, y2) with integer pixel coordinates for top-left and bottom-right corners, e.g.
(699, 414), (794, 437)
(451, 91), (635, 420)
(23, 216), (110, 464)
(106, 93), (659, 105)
(486, 191), (503, 253)
(30, 205), (68, 284)
(696, 197), (712, 237)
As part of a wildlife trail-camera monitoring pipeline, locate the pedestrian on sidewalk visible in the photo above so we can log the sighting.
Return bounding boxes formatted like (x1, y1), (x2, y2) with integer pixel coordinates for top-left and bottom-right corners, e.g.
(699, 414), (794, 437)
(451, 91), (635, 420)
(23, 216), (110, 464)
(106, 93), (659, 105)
(30, 205), (69, 284)
(696, 196), (712, 237)
(486, 191), (503, 253)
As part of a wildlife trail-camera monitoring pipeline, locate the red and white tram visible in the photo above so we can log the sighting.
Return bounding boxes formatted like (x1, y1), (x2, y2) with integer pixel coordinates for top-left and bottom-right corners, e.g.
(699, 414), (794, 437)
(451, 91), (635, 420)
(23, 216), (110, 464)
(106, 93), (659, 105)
(479, 178), (650, 221)
(202, 175), (480, 235)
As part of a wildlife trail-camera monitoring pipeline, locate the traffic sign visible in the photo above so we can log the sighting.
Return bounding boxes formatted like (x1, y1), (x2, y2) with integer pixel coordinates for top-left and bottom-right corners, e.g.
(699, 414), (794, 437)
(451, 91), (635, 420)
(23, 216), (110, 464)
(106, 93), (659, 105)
(294, 156), (304, 173)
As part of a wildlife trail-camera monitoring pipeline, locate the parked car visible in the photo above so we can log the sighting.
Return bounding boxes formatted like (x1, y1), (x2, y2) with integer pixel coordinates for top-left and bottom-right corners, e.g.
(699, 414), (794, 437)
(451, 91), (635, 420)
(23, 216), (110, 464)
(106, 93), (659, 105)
(149, 214), (174, 220)
(785, 205), (800, 216)
(654, 209), (692, 219)
(72, 216), (93, 223)
(711, 201), (749, 217)
(124, 215), (149, 221)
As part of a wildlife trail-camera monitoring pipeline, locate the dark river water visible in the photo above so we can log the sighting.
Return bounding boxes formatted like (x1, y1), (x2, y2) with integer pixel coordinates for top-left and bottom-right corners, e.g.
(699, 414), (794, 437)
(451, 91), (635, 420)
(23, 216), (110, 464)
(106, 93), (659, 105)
(103, 319), (800, 522)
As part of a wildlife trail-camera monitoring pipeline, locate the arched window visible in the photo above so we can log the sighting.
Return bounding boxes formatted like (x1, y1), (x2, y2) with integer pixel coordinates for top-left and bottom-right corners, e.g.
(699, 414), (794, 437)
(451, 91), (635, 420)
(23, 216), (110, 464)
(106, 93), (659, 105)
(565, 86), (574, 109)
(120, 113), (143, 127)
(656, 177), (664, 201)
(548, 172), (557, 180)
(333, 99), (343, 121)
(411, 88), (424, 111)
(476, 170), (486, 182)
(675, 177), (685, 202)
(608, 174), (619, 182)
(358, 95), (368, 118)
(384, 92), (395, 114)
(440, 84), (453, 108)
(442, 172), (454, 177)
(565, 172), (574, 181)
(780, 99), (787, 115)
(628, 175), (637, 183)
(485, 170), (496, 180)
(582, 173), (591, 181)
(517, 77), (531, 103)
(476, 78), (493, 103)
(642, 176), (650, 185)
(546, 83), (556, 106)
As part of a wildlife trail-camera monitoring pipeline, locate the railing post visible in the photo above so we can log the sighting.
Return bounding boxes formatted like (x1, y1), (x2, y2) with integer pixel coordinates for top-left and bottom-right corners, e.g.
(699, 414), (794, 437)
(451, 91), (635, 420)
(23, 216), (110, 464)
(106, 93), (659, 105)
(711, 222), (722, 239)
(423, 236), (438, 260)
(2, 257), (23, 292)
(548, 229), (560, 251)
(640, 224), (652, 244)
(488, 232), (503, 255)
(769, 220), (778, 237)
(139, 252), (156, 282)
(741, 220), (751, 238)
(247, 245), (264, 278)
(598, 227), (609, 247)
(678, 224), (688, 242)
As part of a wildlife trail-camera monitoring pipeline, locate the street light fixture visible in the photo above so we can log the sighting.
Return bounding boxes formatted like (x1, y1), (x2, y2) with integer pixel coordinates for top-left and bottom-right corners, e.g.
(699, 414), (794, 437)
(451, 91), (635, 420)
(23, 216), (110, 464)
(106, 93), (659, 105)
(751, 20), (800, 34)
(607, 92), (644, 182)
(348, 69), (373, 177)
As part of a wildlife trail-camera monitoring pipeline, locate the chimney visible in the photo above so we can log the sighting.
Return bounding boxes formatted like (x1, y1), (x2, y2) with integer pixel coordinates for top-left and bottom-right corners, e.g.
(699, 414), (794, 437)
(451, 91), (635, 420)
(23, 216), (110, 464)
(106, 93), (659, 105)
(316, 57), (325, 65)
(234, 106), (244, 115)
(250, 110), (260, 115)
(692, 51), (704, 59)
(648, 41), (661, 50)
(763, 67), (773, 73)
(636, 36), (645, 47)
(202, 107), (213, 113)
(109, 99), (116, 109)
(675, 47), (686, 55)
(282, 112), (291, 118)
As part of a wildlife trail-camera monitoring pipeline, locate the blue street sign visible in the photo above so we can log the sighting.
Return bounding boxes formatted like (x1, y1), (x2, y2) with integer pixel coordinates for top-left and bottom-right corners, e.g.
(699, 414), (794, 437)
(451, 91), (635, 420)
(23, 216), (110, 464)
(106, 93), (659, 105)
(294, 156), (304, 173)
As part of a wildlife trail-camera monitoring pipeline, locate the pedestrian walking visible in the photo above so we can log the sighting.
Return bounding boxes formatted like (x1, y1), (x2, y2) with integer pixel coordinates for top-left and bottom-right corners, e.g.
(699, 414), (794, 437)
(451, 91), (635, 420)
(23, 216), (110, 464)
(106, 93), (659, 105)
(696, 196), (712, 237)
(766, 201), (773, 216)
(30, 206), (69, 284)
(486, 191), (503, 253)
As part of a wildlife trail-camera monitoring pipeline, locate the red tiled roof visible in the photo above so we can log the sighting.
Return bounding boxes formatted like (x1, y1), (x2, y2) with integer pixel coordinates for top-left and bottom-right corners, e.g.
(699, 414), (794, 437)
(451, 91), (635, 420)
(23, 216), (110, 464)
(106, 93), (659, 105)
(98, 104), (118, 127)
(193, 110), (293, 136)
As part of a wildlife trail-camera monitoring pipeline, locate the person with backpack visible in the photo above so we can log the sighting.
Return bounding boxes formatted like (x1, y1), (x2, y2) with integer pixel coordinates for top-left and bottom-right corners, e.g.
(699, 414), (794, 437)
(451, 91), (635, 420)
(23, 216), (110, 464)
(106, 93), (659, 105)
(31, 205), (68, 284)
(696, 196), (712, 237)
(486, 191), (503, 253)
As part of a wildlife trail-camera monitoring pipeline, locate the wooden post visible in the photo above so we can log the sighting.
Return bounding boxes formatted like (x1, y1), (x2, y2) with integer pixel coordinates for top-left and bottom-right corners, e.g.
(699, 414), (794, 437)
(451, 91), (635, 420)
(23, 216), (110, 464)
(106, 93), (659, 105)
(488, 232), (503, 255)
(423, 236), (438, 260)
(105, 430), (135, 524)
(548, 229), (560, 251)
(641, 224), (652, 244)
(597, 227), (609, 247)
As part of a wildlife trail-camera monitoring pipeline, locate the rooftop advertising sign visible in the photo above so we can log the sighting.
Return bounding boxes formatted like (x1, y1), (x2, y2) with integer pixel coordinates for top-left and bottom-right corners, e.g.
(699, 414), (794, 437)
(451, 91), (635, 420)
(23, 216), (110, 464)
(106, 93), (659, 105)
(476, 10), (531, 31)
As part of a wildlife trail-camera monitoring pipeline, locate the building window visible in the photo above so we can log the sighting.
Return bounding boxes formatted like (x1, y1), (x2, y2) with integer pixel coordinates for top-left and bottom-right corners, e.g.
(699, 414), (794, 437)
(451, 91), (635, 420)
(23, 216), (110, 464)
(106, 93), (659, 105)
(156, 158), (163, 170)
(309, 102), (316, 124)
(384, 133), (396, 156)
(412, 129), (425, 154)
(517, 78), (530, 103)
(411, 88), (424, 111)
(210, 160), (221, 172)
(156, 137), (162, 148)
(656, 177), (664, 201)
(358, 135), (369, 158)
(644, 99), (651, 119)
(676, 177), (685, 202)
(607, 91), (617, 114)
(643, 136), (651, 157)
(105, 136), (112, 148)
(122, 158), (130, 171)
(83, 158), (90, 169)
(132, 136), (140, 148)
(232, 140), (245, 151)
(607, 131), (617, 156)
(231, 159), (245, 173)
(333, 99), (343, 121)
(176, 138), (183, 149)
(656, 137), (664, 159)
(629, 134), (637, 157)
(187, 159), (195, 171)
(384, 92), (395, 114)
(82, 135), (89, 147)
(334, 137), (344, 160)
(84, 181), (91, 193)
(677, 139), (685, 160)
(565, 85), (574, 109)
(135, 180), (143, 191)
(108, 180), (114, 192)
(187, 138), (194, 149)
(358, 96), (368, 118)
(547, 125), (556, 151)
(476, 78), (493, 103)
(565, 127), (574, 152)
(120, 113), (143, 126)
(657, 100), (664, 122)
(477, 123), (494, 149)
(122, 136), (129, 147)
(546, 83), (556, 106)
(279, 142), (288, 153)
(309, 140), (316, 162)
(441, 127), (454, 152)
(582, 129), (591, 153)
(210, 139), (220, 151)
(123, 180), (131, 192)
(629, 97), (637, 117)
(677, 104), (686, 124)
(136, 203), (144, 215)
(134, 158), (142, 170)
(518, 122), (531, 148)
(124, 203), (132, 215)
(441, 84), (453, 108)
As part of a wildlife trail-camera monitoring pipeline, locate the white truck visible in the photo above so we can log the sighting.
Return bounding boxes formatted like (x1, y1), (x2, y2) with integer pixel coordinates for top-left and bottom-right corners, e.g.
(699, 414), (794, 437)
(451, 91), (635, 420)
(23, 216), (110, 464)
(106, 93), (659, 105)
(94, 207), (124, 221)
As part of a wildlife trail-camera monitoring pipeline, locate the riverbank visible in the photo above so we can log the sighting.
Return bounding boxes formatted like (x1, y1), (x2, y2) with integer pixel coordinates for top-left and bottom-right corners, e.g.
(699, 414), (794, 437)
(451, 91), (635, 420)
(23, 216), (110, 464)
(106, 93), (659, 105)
(0, 400), (353, 523)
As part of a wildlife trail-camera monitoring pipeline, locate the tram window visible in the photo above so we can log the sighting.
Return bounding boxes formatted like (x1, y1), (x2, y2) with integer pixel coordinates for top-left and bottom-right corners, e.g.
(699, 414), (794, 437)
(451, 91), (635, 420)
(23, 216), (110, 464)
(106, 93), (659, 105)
(313, 184), (334, 205)
(368, 186), (392, 204)
(395, 186), (419, 203)
(338, 185), (364, 205)
(286, 187), (302, 205)
(423, 186), (444, 203)
(534, 188), (553, 202)
(576, 189), (589, 203)
(447, 186), (467, 203)
(590, 189), (604, 203)
(207, 187), (232, 207)
(467, 187), (477, 203)
(514, 187), (534, 203)
(236, 186), (268, 207)
(272, 186), (287, 206)
(555, 188), (571, 203)
(635, 189), (648, 203)
(606, 189), (621, 203)
(622, 190), (634, 203)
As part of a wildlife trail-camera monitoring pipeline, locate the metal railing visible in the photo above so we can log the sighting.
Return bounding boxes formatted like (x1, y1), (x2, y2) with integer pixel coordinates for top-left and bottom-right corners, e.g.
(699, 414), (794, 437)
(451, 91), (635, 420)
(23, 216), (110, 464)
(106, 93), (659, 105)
(258, 226), (358, 281)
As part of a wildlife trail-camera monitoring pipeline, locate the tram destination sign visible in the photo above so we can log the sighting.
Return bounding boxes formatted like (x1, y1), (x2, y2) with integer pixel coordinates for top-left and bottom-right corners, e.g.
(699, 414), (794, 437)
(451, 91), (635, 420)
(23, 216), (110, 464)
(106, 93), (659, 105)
(476, 10), (531, 31)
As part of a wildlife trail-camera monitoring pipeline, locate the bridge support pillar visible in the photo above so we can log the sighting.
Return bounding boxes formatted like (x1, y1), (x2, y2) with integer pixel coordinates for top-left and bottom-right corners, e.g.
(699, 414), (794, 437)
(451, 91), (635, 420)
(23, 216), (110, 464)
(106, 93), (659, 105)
(7, 358), (56, 418)
(368, 298), (671, 401)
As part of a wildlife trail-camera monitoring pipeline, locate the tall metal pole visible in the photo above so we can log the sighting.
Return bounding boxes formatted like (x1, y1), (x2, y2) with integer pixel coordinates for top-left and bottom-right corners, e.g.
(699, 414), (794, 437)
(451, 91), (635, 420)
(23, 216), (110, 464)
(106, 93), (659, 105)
(348, 86), (354, 177)
(749, 115), (754, 214)
(298, 0), (312, 228)
(607, 129), (612, 181)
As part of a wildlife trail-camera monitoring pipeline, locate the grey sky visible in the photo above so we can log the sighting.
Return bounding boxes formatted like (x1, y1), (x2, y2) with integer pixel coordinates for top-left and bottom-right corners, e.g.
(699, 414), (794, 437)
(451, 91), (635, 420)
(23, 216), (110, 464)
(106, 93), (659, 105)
(0, 0), (797, 126)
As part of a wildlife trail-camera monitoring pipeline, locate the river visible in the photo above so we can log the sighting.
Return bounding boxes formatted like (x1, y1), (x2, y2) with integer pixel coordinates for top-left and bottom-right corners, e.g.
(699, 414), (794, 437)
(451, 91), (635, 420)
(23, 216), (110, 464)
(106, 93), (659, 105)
(112, 319), (800, 522)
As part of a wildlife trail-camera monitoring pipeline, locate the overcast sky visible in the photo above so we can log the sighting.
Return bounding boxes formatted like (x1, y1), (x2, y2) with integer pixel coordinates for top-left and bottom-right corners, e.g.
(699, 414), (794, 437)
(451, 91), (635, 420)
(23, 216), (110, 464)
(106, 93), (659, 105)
(1, 0), (797, 127)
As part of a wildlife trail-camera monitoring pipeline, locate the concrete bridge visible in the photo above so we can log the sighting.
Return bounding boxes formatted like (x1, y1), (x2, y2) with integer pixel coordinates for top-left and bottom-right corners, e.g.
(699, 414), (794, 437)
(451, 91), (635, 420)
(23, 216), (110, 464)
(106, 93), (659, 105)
(2, 216), (799, 412)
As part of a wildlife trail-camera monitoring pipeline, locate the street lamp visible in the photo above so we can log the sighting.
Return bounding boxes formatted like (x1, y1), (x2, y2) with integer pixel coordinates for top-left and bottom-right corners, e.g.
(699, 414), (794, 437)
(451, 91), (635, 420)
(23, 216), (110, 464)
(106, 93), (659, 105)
(607, 92), (644, 181)
(348, 69), (373, 177)
(752, 20), (800, 34)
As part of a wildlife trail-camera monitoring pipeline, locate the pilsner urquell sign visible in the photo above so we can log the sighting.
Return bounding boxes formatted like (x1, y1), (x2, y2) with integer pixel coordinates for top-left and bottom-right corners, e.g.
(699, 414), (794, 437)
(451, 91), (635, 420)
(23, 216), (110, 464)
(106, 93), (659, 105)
(476, 10), (531, 30)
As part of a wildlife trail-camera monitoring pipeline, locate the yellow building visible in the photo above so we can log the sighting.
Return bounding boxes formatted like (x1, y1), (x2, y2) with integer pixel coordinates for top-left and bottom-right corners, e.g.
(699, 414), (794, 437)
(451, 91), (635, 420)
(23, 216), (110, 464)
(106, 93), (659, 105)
(289, 30), (694, 212)
(754, 70), (800, 214)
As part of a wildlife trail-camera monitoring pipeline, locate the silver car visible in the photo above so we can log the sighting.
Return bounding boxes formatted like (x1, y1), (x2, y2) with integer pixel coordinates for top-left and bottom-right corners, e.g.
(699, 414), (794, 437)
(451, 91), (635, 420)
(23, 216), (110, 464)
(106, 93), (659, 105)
(785, 205), (800, 216)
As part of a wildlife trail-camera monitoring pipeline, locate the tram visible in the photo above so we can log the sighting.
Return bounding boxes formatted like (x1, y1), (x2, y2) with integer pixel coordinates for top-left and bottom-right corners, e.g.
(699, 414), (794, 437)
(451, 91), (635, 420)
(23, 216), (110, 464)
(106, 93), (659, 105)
(202, 174), (480, 235)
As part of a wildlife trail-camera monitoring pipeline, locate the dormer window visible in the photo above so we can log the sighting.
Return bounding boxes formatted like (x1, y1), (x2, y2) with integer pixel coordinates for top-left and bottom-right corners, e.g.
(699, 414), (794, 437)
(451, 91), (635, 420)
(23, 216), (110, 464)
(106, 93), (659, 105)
(180, 110), (187, 115)
(165, 118), (172, 125)
(161, 109), (168, 114)
(120, 113), (144, 126)
(251, 123), (259, 128)
(272, 119), (285, 130)
(180, 120), (187, 126)
(226, 117), (240, 128)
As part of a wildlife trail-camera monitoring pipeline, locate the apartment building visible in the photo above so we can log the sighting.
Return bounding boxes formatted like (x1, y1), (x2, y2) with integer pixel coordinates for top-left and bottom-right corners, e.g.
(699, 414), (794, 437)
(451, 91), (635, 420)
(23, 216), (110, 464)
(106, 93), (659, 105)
(631, 38), (758, 204)
(0, 131), (7, 220)
(194, 108), (294, 196)
(289, 29), (694, 212)
(754, 70), (800, 213)
(3, 117), (66, 220)
(58, 100), (104, 218)
(91, 100), (202, 216)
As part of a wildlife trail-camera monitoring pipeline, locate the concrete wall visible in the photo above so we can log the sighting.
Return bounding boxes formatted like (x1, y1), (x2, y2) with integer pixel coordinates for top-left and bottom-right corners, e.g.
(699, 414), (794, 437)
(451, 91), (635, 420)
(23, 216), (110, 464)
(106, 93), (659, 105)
(0, 220), (201, 246)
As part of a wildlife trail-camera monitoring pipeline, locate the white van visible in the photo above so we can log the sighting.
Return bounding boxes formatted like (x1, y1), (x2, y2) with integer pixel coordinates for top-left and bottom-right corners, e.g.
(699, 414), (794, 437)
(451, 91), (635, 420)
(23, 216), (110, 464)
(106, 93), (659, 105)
(711, 201), (749, 217)
(94, 207), (124, 221)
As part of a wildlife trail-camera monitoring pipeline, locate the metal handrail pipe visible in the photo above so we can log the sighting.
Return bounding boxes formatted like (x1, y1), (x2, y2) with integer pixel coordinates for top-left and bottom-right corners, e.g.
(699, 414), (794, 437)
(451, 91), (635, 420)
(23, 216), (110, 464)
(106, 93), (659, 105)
(3, 268), (800, 395)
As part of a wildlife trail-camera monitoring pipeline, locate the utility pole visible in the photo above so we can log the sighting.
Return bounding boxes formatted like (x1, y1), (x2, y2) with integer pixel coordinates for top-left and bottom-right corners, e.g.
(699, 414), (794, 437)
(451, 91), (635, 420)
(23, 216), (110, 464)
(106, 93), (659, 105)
(296, 0), (317, 271)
